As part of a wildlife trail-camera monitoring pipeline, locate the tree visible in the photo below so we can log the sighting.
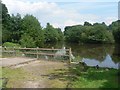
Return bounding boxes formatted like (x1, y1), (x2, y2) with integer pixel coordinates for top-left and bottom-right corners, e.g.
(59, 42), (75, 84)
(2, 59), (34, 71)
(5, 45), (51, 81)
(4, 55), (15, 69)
(44, 23), (63, 43)
(20, 14), (44, 47)
(0, 23), (2, 45)
(20, 33), (36, 48)
(109, 20), (120, 43)
(84, 21), (92, 26)
(64, 22), (115, 44)
(9, 13), (22, 43)
(1, 2), (11, 43)
(56, 28), (64, 41)
(88, 24), (114, 43)
(64, 25), (84, 43)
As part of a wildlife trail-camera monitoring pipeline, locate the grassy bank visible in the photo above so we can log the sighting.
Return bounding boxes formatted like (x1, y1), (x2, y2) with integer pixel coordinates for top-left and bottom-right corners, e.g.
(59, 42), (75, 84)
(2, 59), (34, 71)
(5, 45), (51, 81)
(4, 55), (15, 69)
(0, 66), (2, 88)
(0, 62), (119, 88)
(0, 61), (69, 88)
(68, 64), (119, 88)
(1, 67), (39, 88)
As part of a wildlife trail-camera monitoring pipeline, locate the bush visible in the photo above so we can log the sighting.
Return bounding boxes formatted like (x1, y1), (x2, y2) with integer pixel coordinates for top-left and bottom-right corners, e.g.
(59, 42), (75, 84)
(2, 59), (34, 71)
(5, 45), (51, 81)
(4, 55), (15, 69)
(20, 33), (36, 48)
(3, 42), (21, 48)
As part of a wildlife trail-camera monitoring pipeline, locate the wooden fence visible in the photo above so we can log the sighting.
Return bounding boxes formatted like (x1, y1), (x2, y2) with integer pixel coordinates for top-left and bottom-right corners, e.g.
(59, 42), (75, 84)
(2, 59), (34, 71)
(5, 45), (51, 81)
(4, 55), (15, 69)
(1, 47), (72, 63)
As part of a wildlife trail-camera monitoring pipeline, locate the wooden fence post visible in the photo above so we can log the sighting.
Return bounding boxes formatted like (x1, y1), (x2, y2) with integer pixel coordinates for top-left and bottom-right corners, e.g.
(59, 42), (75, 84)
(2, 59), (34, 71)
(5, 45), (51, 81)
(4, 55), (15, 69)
(69, 48), (71, 63)
(24, 47), (26, 57)
(13, 47), (15, 56)
(52, 47), (54, 50)
(4, 46), (6, 50)
(37, 47), (39, 59)
(52, 47), (54, 53)
(52, 47), (54, 58)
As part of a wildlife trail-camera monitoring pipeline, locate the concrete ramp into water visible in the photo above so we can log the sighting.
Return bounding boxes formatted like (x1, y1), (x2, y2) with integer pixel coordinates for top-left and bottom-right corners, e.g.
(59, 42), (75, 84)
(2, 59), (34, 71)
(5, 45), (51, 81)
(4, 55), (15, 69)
(0, 57), (37, 67)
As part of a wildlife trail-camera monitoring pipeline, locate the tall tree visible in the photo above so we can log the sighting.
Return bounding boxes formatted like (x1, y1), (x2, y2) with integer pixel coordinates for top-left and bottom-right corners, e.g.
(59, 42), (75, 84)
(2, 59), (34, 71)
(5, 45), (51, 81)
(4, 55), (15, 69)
(84, 21), (92, 26)
(109, 20), (120, 43)
(64, 22), (114, 44)
(0, 1), (2, 44)
(44, 23), (63, 43)
(20, 15), (44, 47)
(9, 13), (22, 43)
(1, 2), (11, 43)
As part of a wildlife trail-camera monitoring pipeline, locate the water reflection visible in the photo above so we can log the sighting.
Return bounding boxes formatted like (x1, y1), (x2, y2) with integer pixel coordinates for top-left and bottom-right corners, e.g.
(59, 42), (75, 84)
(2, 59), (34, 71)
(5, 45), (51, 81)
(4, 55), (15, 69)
(65, 43), (115, 61)
(112, 44), (120, 63)
(82, 54), (119, 69)
(44, 42), (120, 67)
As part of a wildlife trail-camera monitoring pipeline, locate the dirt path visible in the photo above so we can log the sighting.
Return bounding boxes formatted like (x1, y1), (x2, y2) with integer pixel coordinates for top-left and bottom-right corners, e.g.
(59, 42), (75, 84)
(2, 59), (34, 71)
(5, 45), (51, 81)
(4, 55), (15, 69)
(2, 57), (69, 88)
(21, 60), (69, 88)
(0, 57), (37, 67)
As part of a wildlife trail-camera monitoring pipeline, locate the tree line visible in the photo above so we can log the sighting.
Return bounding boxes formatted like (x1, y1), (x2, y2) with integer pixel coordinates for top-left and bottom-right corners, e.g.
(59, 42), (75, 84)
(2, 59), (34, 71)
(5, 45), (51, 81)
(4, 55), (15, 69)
(1, 2), (64, 47)
(1, 2), (120, 47)
(64, 21), (120, 44)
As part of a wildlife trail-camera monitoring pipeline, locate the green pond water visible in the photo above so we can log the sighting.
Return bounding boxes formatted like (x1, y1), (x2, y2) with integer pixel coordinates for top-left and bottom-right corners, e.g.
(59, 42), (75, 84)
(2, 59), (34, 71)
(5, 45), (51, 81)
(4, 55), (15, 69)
(44, 43), (120, 69)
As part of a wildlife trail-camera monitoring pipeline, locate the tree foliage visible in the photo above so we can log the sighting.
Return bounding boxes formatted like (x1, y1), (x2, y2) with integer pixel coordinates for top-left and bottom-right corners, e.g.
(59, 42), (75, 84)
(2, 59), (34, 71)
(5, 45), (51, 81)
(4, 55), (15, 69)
(20, 33), (36, 48)
(109, 20), (120, 43)
(1, 2), (11, 42)
(20, 15), (44, 47)
(1, 2), (119, 47)
(84, 21), (92, 26)
(1, 2), (64, 47)
(44, 23), (63, 43)
(9, 14), (22, 43)
(64, 22), (115, 44)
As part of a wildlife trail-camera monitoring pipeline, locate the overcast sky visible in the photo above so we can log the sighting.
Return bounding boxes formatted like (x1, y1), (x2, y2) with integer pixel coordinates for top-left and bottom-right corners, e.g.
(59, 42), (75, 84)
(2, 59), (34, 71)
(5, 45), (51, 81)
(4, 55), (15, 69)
(2, 0), (119, 31)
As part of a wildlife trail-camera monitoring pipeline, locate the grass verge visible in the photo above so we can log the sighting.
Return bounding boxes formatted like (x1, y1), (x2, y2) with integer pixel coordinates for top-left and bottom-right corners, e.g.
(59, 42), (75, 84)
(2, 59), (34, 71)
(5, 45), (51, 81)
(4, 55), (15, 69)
(1, 62), (119, 88)
(1, 67), (39, 88)
(68, 64), (119, 88)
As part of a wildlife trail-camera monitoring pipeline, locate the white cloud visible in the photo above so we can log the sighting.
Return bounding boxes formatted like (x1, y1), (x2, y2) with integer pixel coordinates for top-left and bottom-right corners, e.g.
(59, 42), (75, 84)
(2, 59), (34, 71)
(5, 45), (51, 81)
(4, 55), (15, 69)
(105, 17), (118, 25)
(2, 0), (117, 31)
(64, 20), (81, 26)
(19, 0), (119, 2)
(2, 0), (58, 15)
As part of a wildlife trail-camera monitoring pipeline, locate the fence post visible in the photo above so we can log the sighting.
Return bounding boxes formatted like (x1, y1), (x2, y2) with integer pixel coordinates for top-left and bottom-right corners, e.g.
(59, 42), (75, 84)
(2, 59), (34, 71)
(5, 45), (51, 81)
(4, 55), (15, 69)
(69, 48), (71, 63)
(23, 47), (26, 57)
(52, 47), (54, 59)
(18, 47), (20, 57)
(37, 47), (39, 60)
(52, 47), (54, 53)
(13, 47), (15, 56)
(4, 46), (6, 50)
(52, 47), (54, 50)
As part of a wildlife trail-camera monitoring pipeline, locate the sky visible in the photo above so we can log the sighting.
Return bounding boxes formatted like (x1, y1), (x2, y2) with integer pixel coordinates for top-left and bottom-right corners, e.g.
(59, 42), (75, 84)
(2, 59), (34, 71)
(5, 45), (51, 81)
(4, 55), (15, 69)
(2, 0), (119, 31)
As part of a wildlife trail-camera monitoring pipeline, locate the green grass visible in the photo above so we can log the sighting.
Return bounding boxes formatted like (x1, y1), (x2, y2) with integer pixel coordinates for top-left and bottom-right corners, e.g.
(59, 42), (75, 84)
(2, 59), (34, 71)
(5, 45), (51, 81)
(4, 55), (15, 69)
(1, 67), (39, 88)
(0, 63), (119, 88)
(0, 80), (2, 88)
(3, 42), (21, 48)
(69, 65), (119, 88)
(0, 66), (2, 88)
(0, 66), (69, 88)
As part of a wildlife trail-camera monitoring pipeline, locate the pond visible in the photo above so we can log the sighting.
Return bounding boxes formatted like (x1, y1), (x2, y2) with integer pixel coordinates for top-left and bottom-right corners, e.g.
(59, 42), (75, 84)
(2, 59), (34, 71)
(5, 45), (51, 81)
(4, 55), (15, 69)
(44, 43), (120, 69)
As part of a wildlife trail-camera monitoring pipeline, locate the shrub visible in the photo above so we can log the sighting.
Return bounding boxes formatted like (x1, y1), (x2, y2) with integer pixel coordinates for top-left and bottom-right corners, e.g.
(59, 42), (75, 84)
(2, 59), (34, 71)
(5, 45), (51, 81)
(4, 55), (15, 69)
(3, 42), (21, 48)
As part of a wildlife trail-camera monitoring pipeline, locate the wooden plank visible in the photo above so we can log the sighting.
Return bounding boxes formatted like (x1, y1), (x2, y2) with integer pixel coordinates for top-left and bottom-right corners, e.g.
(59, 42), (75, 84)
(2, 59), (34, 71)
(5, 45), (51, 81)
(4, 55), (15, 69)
(2, 51), (15, 53)
(14, 48), (69, 51)
(2, 47), (71, 59)
(23, 52), (69, 57)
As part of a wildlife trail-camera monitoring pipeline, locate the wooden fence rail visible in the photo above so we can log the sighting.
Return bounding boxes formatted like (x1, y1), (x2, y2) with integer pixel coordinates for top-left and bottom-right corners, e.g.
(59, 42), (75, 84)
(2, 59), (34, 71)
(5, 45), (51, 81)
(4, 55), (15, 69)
(15, 48), (70, 51)
(1, 47), (72, 63)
